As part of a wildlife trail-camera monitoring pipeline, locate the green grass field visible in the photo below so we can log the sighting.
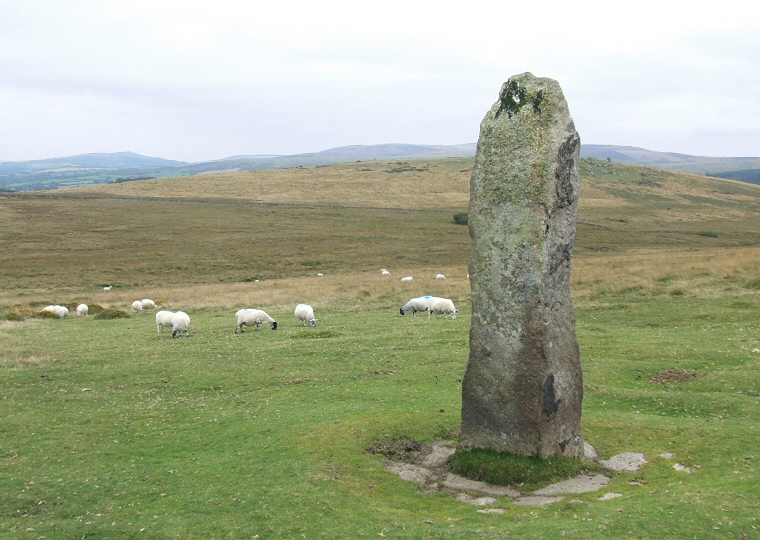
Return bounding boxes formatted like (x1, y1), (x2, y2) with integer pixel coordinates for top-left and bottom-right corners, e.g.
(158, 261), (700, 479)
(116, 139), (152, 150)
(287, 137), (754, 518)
(1, 158), (759, 538)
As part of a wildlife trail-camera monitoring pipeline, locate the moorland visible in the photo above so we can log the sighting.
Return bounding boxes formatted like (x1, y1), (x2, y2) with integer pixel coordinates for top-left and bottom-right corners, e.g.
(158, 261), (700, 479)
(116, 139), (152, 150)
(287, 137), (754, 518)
(1, 157), (758, 538)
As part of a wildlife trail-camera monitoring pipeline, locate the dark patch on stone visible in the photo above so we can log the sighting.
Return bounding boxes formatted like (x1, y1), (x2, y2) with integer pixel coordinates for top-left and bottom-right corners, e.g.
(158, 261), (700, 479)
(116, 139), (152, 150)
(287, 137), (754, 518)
(559, 438), (570, 452)
(495, 79), (545, 120)
(550, 242), (573, 274)
(543, 374), (559, 418)
(554, 133), (580, 209)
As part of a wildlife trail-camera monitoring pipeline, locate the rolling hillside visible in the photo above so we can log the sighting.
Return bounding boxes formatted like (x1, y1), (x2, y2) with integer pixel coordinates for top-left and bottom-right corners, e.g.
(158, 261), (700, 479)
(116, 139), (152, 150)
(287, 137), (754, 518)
(580, 144), (760, 183)
(4, 143), (759, 191)
(1, 157), (758, 303)
(0, 144), (477, 191)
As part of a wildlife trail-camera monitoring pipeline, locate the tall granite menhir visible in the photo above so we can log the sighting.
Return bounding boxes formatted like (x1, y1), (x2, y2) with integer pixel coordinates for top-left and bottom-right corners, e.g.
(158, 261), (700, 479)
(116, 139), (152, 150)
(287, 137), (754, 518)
(459, 73), (583, 458)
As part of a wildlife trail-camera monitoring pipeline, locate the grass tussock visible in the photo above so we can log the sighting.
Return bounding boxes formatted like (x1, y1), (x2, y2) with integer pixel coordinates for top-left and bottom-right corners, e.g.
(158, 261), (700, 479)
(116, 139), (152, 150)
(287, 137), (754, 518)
(4, 305), (36, 321)
(94, 308), (131, 319)
(450, 448), (590, 491)
(36, 309), (62, 319)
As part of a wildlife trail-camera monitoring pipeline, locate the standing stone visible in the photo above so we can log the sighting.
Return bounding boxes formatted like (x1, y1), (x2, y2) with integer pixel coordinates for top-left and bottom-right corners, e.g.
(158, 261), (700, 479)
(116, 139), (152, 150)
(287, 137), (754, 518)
(459, 73), (583, 458)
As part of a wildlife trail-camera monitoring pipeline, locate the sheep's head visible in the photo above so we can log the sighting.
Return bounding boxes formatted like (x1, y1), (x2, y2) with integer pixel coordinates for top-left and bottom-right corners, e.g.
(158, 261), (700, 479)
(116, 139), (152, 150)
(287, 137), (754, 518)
(309, 318), (318, 327)
(452, 309), (459, 320)
(172, 329), (180, 338)
(271, 321), (278, 330)
(399, 307), (406, 316)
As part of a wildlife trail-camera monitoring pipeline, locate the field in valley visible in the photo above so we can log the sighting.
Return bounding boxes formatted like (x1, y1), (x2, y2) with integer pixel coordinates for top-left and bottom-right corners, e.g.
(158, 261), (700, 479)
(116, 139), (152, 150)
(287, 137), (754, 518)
(0, 158), (758, 538)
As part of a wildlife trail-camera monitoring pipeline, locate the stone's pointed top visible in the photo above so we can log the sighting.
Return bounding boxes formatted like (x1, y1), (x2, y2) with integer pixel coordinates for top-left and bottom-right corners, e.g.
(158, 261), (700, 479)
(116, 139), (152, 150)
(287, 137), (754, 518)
(493, 72), (565, 121)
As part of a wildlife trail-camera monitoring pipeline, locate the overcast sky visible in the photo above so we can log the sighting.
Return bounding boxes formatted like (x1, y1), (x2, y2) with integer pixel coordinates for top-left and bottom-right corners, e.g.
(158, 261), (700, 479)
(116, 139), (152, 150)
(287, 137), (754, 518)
(1, 1), (758, 163)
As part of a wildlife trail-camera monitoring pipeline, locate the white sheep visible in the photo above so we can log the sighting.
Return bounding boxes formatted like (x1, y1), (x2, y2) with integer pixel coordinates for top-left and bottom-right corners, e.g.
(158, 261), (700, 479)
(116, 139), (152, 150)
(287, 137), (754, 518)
(76, 304), (88, 316)
(428, 297), (458, 319)
(294, 304), (318, 327)
(435, 273), (446, 280)
(171, 311), (190, 338)
(156, 310), (175, 333)
(400, 296), (435, 317)
(103, 285), (112, 292)
(381, 269), (391, 276)
(400, 276), (414, 282)
(42, 305), (68, 318)
(132, 300), (143, 314)
(235, 308), (278, 333)
(141, 299), (157, 310)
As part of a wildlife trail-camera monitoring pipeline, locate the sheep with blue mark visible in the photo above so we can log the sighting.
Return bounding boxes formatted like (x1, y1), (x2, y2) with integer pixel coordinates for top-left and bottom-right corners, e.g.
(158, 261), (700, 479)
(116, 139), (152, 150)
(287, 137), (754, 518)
(400, 295), (435, 317)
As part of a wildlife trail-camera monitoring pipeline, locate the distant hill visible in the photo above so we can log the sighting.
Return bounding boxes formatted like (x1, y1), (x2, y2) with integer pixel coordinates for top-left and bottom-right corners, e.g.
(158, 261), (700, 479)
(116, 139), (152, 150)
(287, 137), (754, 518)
(0, 144), (477, 191)
(580, 145), (760, 185)
(172, 143), (477, 176)
(0, 151), (185, 172)
(3, 142), (759, 191)
(0, 152), (188, 191)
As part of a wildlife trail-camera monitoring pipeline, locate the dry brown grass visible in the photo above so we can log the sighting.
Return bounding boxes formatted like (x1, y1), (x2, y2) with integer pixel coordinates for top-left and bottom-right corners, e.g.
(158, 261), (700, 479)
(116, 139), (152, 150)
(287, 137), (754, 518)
(56, 158), (474, 210)
(80, 265), (473, 313)
(4, 157), (758, 313)
(572, 246), (760, 306)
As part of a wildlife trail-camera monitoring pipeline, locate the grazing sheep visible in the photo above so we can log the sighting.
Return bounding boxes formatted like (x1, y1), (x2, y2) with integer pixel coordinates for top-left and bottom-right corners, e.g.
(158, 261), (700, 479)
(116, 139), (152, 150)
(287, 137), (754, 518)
(435, 274), (446, 280)
(76, 304), (88, 316)
(317, 273), (324, 277)
(294, 304), (318, 327)
(42, 305), (68, 318)
(132, 300), (143, 314)
(235, 308), (278, 333)
(171, 311), (190, 338)
(400, 296), (435, 317)
(156, 310), (175, 333)
(141, 299), (157, 310)
(381, 269), (391, 276)
(400, 276), (414, 282)
(103, 285), (112, 292)
(428, 297), (458, 319)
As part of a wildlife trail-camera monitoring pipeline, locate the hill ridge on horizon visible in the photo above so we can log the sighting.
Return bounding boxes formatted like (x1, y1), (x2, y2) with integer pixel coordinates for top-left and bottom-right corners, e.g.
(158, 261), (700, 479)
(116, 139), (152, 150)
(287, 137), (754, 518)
(2, 143), (759, 191)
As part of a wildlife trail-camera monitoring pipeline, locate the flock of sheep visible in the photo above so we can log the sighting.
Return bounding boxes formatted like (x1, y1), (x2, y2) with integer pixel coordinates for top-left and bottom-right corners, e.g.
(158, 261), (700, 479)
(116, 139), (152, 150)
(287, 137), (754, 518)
(37, 270), (458, 338)
(383, 269), (448, 283)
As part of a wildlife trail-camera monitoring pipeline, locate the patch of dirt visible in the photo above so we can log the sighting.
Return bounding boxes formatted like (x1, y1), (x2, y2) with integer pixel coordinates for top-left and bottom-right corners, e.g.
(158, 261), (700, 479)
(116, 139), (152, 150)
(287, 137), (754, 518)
(368, 438), (424, 463)
(649, 369), (697, 383)
(282, 376), (312, 385)
(368, 370), (394, 375)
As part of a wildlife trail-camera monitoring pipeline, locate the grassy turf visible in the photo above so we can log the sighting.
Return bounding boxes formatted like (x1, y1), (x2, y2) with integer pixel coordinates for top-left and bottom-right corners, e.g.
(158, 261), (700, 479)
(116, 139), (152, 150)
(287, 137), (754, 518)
(1, 280), (758, 539)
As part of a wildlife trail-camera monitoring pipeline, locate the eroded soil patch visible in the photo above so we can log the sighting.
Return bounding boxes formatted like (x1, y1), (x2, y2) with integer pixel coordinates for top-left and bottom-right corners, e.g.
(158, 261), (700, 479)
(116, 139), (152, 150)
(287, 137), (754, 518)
(649, 369), (697, 383)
